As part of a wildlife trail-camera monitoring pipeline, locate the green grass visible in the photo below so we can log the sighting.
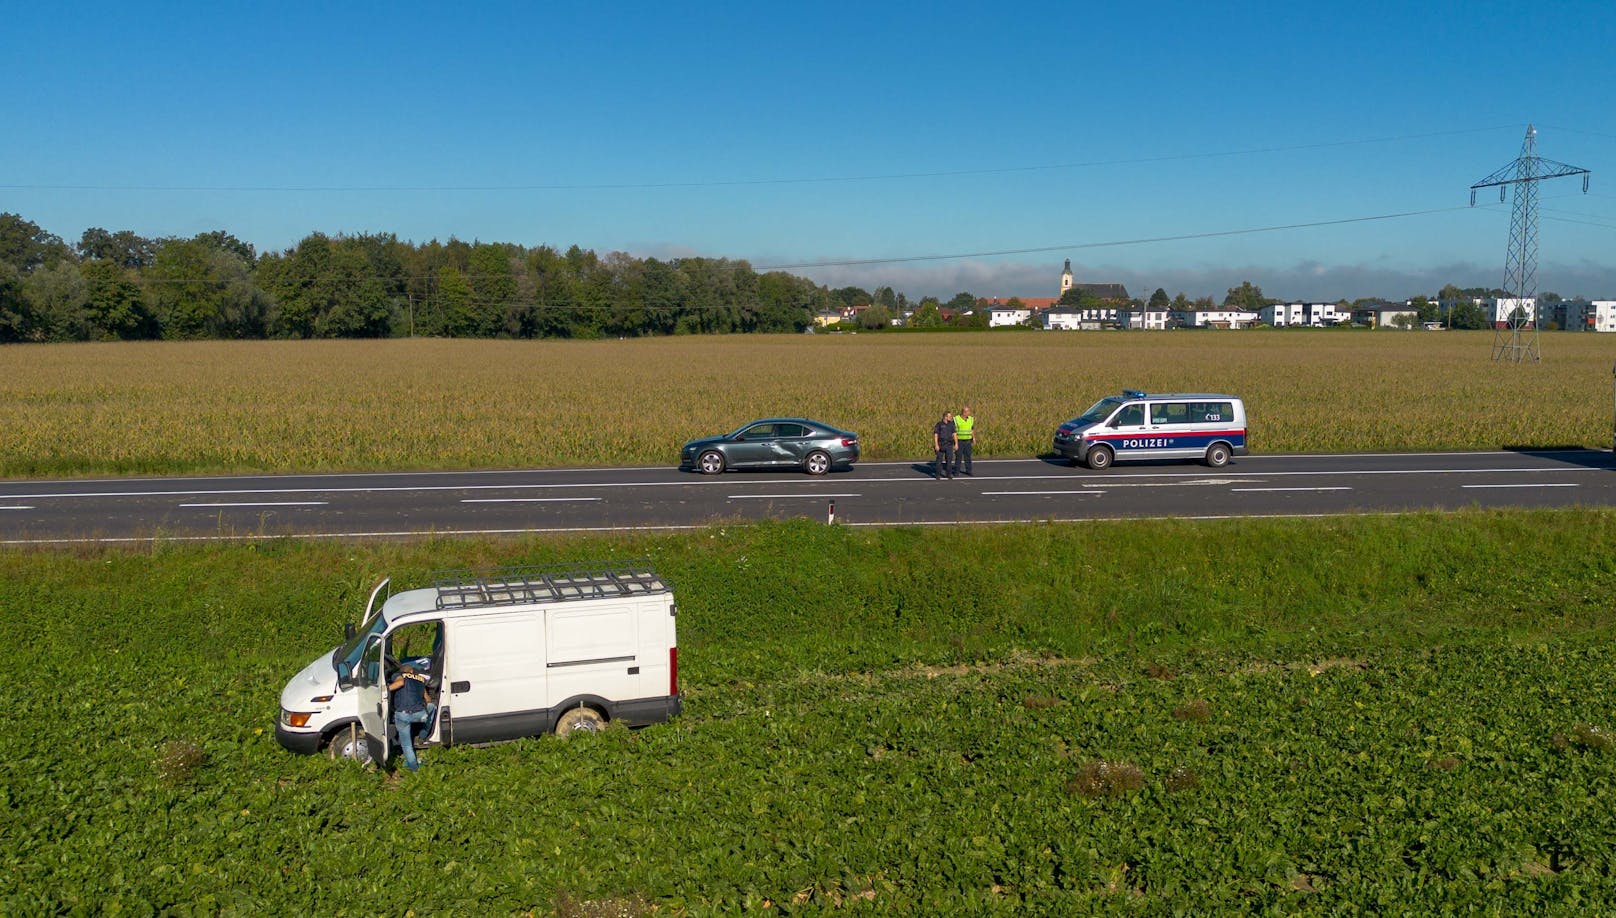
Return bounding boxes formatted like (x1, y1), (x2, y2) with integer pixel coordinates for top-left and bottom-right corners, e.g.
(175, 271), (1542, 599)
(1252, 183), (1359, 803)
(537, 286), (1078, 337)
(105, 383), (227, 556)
(9, 511), (1616, 913)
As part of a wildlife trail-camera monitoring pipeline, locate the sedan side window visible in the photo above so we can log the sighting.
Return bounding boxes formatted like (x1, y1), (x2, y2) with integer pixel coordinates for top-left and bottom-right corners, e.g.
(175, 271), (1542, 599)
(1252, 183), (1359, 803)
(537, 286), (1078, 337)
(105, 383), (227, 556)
(742, 424), (774, 440)
(775, 424), (807, 438)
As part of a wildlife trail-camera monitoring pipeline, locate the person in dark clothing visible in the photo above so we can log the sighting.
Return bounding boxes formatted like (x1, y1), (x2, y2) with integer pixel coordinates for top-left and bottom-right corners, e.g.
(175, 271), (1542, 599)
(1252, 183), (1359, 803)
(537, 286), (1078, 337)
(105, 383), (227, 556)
(932, 410), (957, 480)
(388, 663), (435, 771)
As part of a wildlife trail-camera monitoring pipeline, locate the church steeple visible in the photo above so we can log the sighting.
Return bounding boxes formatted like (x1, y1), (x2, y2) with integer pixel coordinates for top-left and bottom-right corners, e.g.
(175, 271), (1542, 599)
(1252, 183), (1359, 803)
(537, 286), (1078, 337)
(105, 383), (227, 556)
(1060, 259), (1074, 295)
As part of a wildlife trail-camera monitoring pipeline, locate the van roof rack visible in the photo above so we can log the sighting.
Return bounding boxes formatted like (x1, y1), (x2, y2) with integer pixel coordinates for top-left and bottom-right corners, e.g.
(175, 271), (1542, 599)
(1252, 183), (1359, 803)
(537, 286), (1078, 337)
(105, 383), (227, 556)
(429, 560), (669, 610)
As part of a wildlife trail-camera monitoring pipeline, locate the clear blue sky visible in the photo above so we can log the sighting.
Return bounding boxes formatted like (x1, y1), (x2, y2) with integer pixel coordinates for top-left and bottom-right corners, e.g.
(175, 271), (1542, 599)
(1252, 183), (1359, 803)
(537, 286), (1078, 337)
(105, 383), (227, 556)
(4, 1), (1614, 301)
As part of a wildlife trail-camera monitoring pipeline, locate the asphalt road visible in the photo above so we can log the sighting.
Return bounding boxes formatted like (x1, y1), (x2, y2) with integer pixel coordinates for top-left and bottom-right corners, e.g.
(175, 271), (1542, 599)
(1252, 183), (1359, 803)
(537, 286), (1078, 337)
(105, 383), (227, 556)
(1, 449), (1611, 545)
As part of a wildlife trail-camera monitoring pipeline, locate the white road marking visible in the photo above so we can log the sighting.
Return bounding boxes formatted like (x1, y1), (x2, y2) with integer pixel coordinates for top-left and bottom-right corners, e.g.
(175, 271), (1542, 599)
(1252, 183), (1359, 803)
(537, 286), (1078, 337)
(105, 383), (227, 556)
(1230, 487), (1353, 493)
(180, 501), (329, 508)
(461, 497), (602, 503)
(1081, 479), (1263, 487)
(728, 493), (861, 499)
(1460, 483), (1580, 489)
(0, 506), (34, 510)
(983, 490), (1105, 496)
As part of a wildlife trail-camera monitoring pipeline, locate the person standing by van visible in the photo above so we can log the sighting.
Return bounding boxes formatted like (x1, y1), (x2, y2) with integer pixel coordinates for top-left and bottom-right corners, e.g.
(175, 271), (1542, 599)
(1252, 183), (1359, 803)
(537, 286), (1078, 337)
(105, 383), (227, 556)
(388, 664), (435, 771)
(932, 410), (957, 480)
(952, 406), (975, 476)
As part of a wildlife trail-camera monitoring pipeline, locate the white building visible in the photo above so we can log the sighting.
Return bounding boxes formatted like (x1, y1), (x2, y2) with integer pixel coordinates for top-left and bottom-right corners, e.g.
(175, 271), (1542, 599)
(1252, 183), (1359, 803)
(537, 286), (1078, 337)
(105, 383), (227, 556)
(1486, 297), (1536, 327)
(1259, 302), (1347, 327)
(1115, 306), (1168, 330)
(1171, 308), (1260, 329)
(1042, 307), (1082, 330)
(989, 306), (1032, 327)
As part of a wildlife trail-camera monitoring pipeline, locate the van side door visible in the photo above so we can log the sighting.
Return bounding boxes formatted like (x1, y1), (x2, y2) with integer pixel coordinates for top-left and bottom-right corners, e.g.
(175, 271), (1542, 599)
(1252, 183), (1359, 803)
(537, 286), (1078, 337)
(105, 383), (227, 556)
(442, 614), (547, 745)
(1148, 402), (1192, 457)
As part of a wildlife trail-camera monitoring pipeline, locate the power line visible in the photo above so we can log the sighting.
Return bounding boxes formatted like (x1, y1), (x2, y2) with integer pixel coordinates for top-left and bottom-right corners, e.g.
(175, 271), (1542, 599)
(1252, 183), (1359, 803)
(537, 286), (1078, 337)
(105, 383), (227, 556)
(0, 125), (1522, 194)
(759, 204), (1499, 270)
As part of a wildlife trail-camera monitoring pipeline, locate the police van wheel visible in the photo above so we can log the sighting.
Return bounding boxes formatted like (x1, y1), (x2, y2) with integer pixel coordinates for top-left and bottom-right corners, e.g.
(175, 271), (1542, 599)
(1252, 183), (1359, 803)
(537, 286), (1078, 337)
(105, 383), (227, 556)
(326, 723), (374, 765)
(1085, 446), (1114, 470)
(556, 706), (606, 737)
(1204, 444), (1231, 468)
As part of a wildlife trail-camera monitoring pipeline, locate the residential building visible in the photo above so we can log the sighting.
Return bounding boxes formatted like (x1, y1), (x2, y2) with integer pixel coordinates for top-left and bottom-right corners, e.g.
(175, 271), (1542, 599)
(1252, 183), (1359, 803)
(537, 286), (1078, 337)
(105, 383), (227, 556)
(1351, 303), (1418, 328)
(1485, 297), (1536, 327)
(1565, 300), (1616, 332)
(1115, 306), (1168, 330)
(1259, 302), (1347, 327)
(1170, 308), (1259, 329)
(988, 305), (1033, 327)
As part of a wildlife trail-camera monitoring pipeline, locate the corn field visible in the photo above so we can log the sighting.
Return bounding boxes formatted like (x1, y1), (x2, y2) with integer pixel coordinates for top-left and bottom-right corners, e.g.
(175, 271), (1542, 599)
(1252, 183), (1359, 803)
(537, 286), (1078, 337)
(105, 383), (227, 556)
(1, 331), (1610, 476)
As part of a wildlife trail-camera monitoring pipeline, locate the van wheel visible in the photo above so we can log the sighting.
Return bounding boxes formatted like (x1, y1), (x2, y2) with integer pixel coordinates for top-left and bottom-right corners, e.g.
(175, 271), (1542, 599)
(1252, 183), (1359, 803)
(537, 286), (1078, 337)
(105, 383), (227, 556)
(803, 450), (831, 475)
(1085, 445), (1114, 470)
(556, 707), (606, 737)
(698, 450), (726, 475)
(326, 723), (374, 765)
(1204, 443), (1231, 468)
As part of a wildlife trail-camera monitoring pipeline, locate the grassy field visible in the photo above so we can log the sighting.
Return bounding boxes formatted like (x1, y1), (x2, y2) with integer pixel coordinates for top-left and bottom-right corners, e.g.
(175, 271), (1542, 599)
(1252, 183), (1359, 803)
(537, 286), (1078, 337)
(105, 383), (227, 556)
(1, 330), (1611, 477)
(9, 511), (1616, 913)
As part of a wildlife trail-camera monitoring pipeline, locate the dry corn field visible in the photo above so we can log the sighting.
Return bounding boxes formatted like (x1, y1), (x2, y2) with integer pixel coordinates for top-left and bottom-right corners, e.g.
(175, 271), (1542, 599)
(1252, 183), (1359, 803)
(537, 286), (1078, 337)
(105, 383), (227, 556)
(1, 331), (1610, 476)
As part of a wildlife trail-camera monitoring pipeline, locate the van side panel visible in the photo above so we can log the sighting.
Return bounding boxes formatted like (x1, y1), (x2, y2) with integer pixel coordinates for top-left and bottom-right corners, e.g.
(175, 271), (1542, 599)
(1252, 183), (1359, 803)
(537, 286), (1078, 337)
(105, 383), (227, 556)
(444, 613), (548, 744)
(547, 605), (638, 711)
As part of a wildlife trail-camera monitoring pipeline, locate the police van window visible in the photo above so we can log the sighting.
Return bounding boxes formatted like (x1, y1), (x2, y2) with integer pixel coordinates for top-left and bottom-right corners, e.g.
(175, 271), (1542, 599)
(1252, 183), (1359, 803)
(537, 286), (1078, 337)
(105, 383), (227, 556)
(1187, 402), (1234, 424)
(1150, 403), (1190, 425)
(1113, 404), (1146, 427)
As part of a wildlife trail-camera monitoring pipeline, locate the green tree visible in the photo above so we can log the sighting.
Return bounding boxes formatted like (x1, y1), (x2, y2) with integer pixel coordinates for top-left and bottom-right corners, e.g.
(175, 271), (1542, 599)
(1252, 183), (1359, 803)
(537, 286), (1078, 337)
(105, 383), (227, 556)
(1223, 281), (1268, 311)
(0, 213), (71, 272)
(857, 304), (893, 329)
(1148, 288), (1170, 310)
(78, 228), (156, 269)
(81, 260), (156, 339)
(0, 261), (29, 341)
(910, 299), (942, 327)
(23, 260), (89, 340)
(946, 291), (976, 313)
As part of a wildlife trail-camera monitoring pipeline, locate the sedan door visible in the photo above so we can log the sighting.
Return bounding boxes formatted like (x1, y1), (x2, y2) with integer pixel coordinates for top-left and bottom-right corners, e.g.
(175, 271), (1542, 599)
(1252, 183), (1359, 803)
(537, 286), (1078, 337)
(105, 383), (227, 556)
(725, 423), (777, 467)
(770, 423), (813, 466)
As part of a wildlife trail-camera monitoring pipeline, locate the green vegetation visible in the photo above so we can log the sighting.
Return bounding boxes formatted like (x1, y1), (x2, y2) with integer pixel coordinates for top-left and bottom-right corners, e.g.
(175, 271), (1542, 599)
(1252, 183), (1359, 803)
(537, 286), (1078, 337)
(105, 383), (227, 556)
(9, 511), (1616, 912)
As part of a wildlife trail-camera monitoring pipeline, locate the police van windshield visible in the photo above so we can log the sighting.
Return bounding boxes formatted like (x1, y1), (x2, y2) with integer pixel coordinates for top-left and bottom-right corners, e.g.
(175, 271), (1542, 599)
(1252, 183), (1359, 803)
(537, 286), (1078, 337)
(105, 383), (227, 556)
(1077, 397), (1125, 425)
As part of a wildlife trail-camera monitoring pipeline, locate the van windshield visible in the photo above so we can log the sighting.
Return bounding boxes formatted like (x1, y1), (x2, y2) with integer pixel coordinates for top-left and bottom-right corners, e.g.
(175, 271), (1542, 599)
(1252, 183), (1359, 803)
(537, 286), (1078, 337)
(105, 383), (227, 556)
(1076, 397), (1125, 425)
(332, 613), (388, 676)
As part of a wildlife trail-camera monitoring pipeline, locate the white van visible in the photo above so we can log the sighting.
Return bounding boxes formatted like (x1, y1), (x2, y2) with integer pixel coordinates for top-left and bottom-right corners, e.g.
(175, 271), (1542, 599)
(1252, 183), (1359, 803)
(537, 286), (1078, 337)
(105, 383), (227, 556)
(275, 562), (680, 763)
(1053, 390), (1248, 470)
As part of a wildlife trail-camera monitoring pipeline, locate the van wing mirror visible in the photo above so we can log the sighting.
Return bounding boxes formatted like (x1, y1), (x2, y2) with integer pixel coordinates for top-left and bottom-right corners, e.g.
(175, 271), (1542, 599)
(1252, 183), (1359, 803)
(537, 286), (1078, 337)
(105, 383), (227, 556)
(344, 621), (356, 640)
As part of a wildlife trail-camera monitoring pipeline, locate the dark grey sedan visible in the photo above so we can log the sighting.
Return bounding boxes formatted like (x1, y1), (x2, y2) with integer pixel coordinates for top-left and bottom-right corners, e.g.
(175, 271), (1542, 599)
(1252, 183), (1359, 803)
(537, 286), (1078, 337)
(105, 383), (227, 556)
(680, 418), (860, 475)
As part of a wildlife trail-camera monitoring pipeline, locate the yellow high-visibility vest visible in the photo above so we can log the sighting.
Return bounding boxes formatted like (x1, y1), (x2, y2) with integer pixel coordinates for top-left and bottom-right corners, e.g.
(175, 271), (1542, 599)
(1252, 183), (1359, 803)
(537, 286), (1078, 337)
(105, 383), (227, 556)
(954, 416), (975, 439)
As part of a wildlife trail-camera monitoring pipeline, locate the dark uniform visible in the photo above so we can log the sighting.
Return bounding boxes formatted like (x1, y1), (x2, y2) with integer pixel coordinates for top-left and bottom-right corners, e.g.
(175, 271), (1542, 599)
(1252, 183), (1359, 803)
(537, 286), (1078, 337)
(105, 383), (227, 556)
(932, 414), (956, 480)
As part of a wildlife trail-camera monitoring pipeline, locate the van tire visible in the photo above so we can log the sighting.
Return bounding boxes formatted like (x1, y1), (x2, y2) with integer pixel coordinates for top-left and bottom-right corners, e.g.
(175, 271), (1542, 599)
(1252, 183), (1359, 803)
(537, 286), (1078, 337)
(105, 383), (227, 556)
(698, 450), (726, 475)
(803, 450), (832, 475)
(325, 723), (373, 765)
(1204, 443), (1231, 468)
(556, 706), (607, 737)
(1085, 445), (1114, 470)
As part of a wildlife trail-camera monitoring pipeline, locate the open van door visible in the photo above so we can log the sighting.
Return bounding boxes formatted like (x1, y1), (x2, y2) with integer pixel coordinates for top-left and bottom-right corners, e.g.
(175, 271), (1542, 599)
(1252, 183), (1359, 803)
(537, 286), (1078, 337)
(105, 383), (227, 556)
(354, 633), (391, 765)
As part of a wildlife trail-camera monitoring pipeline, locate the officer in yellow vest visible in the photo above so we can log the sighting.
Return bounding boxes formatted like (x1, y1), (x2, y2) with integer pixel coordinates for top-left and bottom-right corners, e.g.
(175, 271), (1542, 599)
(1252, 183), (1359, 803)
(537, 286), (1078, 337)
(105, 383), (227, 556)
(952, 406), (975, 476)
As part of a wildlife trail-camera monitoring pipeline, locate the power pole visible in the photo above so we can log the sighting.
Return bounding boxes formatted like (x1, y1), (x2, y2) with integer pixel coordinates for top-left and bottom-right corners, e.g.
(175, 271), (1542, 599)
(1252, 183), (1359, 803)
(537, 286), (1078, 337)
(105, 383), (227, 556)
(1469, 125), (1590, 363)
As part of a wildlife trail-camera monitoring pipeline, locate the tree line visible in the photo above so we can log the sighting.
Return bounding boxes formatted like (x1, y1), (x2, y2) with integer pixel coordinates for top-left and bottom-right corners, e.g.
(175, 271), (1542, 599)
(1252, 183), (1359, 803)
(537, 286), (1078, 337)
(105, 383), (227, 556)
(0, 213), (878, 342)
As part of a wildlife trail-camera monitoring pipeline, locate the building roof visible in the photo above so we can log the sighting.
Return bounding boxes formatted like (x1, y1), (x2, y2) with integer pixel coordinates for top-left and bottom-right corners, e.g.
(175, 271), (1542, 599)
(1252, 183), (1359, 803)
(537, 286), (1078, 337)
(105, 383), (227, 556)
(1069, 283), (1130, 300)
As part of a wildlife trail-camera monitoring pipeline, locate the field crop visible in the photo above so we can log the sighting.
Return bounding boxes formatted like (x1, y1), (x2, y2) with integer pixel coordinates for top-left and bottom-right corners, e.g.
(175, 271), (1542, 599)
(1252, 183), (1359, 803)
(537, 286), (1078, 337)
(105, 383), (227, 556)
(0, 330), (1611, 477)
(8, 510), (1616, 912)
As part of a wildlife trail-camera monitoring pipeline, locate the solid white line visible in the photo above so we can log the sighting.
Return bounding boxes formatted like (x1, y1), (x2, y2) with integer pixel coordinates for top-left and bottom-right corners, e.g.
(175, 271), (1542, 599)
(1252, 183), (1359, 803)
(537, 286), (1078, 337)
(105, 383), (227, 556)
(983, 490), (1105, 496)
(1460, 483), (1580, 489)
(728, 493), (861, 499)
(0, 506), (34, 510)
(460, 497), (602, 503)
(179, 501), (329, 508)
(1230, 487), (1353, 493)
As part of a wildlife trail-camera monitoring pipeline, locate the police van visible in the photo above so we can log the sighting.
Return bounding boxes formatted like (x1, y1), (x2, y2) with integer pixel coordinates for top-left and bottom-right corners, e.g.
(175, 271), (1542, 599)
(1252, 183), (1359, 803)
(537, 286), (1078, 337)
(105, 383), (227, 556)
(275, 561), (681, 764)
(1053, 390), (1248, 470)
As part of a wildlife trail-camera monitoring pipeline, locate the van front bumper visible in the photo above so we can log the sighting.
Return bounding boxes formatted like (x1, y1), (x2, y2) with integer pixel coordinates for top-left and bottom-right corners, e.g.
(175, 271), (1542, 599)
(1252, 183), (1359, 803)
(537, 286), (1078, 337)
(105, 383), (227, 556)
(275, 722), (324, 755)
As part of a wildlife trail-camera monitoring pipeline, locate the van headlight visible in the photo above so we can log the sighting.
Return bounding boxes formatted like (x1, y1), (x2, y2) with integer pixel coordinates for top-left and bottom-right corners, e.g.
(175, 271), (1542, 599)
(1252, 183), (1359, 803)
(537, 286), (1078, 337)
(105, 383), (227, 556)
(281, 709), (313, 728)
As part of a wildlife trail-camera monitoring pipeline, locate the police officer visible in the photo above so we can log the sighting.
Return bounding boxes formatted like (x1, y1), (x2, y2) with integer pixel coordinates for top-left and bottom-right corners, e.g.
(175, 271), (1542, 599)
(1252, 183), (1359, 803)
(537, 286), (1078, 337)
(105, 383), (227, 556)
(388, 663), (436, 772)
(952, 405), (975, 476)
(932, 410), (956, 480)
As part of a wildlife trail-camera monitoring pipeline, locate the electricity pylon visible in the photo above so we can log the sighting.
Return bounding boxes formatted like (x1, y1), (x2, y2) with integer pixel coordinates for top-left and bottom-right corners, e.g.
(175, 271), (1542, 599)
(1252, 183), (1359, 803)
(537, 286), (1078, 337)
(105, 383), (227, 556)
(1469, 125), (1590, 363)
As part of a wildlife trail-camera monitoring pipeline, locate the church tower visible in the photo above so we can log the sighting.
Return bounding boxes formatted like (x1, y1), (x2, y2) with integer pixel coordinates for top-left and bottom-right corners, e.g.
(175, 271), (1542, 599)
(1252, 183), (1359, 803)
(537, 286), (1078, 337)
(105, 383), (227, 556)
(1060, 258), (1074, 296)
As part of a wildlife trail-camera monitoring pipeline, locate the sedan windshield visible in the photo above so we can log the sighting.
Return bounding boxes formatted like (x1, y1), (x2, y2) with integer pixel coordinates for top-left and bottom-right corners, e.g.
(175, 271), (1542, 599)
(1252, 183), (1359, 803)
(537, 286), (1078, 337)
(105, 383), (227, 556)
(1076, 397), (1125, 425)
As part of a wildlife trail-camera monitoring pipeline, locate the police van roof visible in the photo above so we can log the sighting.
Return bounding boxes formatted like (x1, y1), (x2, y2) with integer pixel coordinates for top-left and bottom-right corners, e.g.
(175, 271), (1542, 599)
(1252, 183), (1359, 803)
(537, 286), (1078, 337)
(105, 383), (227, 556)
(1120, 391), (1240, 400)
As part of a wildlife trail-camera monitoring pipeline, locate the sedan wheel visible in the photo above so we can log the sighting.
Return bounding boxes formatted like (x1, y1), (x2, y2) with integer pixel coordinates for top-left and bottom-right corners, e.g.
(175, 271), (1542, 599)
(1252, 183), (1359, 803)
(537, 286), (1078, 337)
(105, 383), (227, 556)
(804, 450), (832, 475)
(698, 450), (726, 475)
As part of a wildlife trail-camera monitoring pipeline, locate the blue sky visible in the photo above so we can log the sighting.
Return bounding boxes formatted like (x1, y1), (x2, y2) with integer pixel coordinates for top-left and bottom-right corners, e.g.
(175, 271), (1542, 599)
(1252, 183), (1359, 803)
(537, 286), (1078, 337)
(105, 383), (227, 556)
(4, 1), (1614, 301)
